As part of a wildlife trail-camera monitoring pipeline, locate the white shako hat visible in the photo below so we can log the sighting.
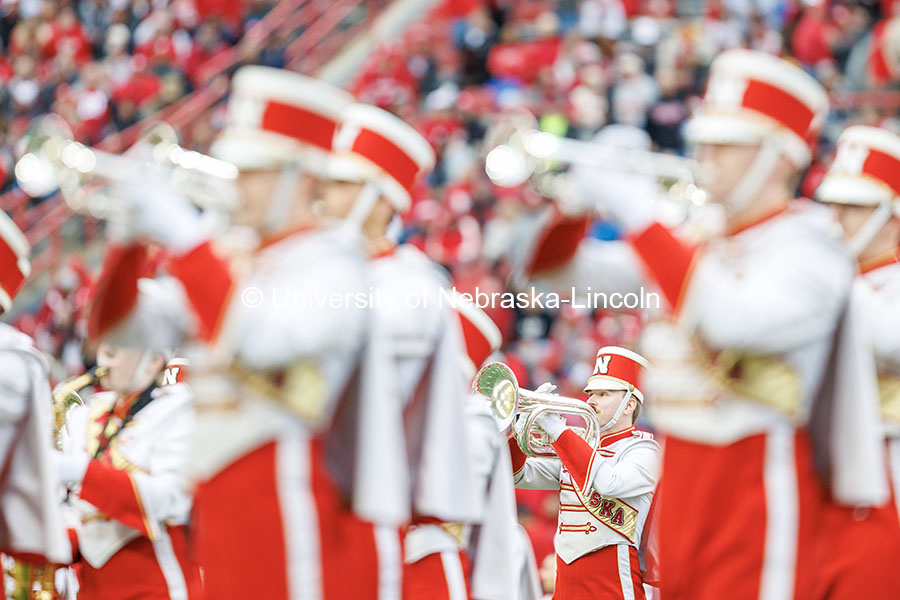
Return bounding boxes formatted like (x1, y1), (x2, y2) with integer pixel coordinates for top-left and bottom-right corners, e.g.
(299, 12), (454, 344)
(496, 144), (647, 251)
(329, 103), (436, 213)
(0, 211), (30, 314)
(684, 49), (829, 167)
(210, 66), (355, 173)
(583, 346), (649, 403)
(816, 125), (900, 210)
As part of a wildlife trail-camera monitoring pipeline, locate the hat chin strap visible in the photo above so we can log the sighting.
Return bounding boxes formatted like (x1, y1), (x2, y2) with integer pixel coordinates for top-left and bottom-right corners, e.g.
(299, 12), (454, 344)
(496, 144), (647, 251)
(344, 182), (381, 229)
(125, 350), (158, 394)
(262, 164), (302, 235)
(723, 137), (783, 217)
(847, 200), (893, 257)
(597, 388), (634, 434)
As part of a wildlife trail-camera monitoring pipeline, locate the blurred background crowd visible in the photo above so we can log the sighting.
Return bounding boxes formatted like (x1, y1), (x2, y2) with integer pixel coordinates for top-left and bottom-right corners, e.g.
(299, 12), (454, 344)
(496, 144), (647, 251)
(4, 0), (900, 591)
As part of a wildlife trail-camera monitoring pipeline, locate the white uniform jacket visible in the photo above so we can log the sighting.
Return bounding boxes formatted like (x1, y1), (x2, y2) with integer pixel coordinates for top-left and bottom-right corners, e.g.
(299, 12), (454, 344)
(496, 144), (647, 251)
(0, 324), (70, 564)
(371, 245), (479, 523)
(511, 427), (660, 564)
(65, 384), (194, 571)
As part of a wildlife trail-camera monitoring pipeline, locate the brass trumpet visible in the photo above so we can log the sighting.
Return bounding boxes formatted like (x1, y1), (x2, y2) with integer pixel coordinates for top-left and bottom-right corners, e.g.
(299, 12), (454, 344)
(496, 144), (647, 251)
(472, 362), (600, 458)
(51, 365), (108, 450)
(13, 114), (239, 217)
(482, 108), (706, 206)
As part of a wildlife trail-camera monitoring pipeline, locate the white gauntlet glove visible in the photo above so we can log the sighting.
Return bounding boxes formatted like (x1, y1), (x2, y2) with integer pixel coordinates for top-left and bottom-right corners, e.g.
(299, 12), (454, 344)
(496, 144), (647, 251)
(534, 381), (557, 395)
(534, 412), (567, 442)
(572, 125), (660, 233)
(53, 450), (89, 485)
(114, 169), (208, 253)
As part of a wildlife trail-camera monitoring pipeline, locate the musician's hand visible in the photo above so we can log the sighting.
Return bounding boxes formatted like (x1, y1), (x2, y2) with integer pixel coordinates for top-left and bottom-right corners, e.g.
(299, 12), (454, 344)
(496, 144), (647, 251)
(534, 381), (557, 395)
(115, 171), (208, 253)
(572, 125), (660, 233)
(534, 412), (567, 442)
(53, 450), (89, 485)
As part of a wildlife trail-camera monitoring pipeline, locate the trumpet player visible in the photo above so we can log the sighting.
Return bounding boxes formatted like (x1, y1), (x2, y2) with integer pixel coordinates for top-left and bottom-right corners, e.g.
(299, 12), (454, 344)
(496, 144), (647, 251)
(0, 212), (72, 583)
(811, 125), (900, 599)
(85, 66), (406, 600)
(509, 346), (660, 600)
(514, 49), (865, 600)
(54, 277), (201, 600)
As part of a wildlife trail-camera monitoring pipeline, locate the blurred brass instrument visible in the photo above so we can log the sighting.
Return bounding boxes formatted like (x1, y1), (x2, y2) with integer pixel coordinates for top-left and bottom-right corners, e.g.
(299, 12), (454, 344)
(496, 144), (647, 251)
(13, 114), (239, 217)
(482, 108), (706, 207)
(6, 559), (56, 600)
(472, 362), (600, 458)
(51, 365), (108, 451)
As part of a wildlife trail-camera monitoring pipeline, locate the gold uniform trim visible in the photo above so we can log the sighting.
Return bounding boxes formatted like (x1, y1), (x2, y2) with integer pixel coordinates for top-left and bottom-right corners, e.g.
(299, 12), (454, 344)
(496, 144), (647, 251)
(559, 523), (597, 535)
(565, 482), (639, 543)
(880, 373), (900, 424)
(228, 361), (328, 426)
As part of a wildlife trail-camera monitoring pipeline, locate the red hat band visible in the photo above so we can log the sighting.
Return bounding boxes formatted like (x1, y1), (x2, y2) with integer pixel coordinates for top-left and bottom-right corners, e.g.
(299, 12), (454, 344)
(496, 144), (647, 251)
(0, 213), (30, 312)
(260, 100), (340, 152)
(347, 127), (420, 195)
(583, 346), (649, 401)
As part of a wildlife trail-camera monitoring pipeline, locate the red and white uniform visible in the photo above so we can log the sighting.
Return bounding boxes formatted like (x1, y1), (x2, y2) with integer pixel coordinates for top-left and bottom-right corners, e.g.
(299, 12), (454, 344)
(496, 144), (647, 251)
(403, 294), (521, 600)
(90, 67), (409, 600)
(812, 125), (900, 598)
(64, 383), (201, 600)
(323, 102), (480, 600)
(635, 52), (864, 600)
(0, 325), (71, 565)
(511, 427), (659, 600)
(519, 50), (862, 600)
(0, 213), (70, 565)
(187, 224), (399, 600)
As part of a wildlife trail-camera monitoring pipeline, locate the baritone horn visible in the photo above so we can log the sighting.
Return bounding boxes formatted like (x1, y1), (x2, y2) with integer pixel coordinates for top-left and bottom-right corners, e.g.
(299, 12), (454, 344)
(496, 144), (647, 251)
(13, 113), (239, 218)
(51, 365), (108, 450)
(471, 362), (600, 458)
(483, 108), (707, 206)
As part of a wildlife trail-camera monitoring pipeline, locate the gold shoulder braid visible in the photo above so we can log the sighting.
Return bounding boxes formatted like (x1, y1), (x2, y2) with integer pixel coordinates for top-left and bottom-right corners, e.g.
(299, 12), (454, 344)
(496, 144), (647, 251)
(694, 334), (803, 417)
(228, 360), (328, 427)
(880, 372), (900, 424)
(440, 522), (468, 548)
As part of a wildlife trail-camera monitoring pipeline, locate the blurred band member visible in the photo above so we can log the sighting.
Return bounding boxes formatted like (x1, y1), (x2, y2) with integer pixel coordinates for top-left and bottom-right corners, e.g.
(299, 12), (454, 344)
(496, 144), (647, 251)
(86, 66), (405, 599)
(0, 212), (71, 575)
(602, 50), (859, 600)
(56, 281), (200, 599)
(403, 293), (520, 600)
(319, 103), (481, 599)
(812, 125), (900, 598)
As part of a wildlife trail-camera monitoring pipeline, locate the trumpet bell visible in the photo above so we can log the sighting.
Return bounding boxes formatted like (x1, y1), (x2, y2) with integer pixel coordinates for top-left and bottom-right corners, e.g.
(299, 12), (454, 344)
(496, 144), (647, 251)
(471, 362), (518, 431)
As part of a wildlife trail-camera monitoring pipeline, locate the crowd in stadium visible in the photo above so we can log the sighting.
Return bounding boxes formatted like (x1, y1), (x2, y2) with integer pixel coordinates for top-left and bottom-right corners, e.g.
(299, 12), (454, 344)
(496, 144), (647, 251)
(5, 0), (900, 594)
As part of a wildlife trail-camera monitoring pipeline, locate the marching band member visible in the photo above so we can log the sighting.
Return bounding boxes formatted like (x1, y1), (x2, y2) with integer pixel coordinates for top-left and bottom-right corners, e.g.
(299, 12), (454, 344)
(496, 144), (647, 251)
(56, 277), (200, 600)
(0, 212), (71, 581)
(319, 103), (481, 599)
(589, 50), (864, 600)
(509, 346), (660, 600)
(812, 125), (900, 598)
(403, 292), (519, 600)
(86, 66), (407, 599)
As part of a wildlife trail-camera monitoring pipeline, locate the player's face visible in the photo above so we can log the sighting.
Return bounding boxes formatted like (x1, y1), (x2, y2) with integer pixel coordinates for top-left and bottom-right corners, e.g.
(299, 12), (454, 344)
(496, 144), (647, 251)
(831, 203), (879, 238)
(95, 343), (162, 394)
(318, 180), (366, 219)
(233, 169), (316, 230)
(695, 143), (762, 206)
(586, 389), (628, 423)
